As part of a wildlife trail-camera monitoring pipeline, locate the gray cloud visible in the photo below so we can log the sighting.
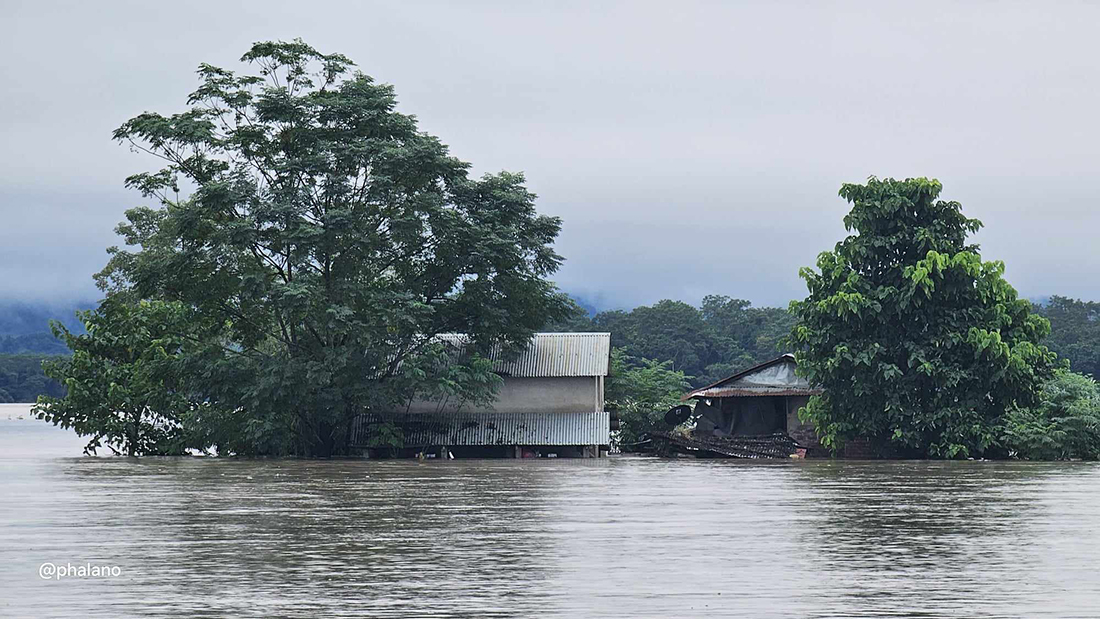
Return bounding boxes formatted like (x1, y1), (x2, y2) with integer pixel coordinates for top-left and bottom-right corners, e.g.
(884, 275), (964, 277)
(3, 0), (1098, 308)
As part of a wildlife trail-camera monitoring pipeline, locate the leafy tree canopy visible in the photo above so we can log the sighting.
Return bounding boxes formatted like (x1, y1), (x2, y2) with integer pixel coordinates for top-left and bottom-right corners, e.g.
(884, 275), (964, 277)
(604, 348), (692, 445)
(1003, 370), (1100, 461)
(41, 39), (570, 456)
(788, 177), (1059, 458)
(35, 298), (198, 455)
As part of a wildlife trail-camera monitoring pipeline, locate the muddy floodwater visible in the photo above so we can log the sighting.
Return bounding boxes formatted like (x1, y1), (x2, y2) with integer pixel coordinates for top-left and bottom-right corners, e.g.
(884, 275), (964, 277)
(2, 404), (1099, 618)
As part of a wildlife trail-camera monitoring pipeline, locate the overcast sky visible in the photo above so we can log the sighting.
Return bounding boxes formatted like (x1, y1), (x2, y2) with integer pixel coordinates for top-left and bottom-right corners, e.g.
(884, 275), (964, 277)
(3, 1), (1099, 310)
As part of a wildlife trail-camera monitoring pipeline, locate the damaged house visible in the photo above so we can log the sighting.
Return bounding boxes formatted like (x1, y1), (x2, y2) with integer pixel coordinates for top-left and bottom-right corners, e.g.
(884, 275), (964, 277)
(688, 354), (822, 448)
(650, 354), (826, 458)
(352, 333), (612, 458)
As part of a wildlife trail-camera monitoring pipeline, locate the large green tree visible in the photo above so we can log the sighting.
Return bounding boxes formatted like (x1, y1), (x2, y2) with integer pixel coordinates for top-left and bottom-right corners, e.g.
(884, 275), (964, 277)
(48, 39), (569, 457)
(788, 177), (1058, 458)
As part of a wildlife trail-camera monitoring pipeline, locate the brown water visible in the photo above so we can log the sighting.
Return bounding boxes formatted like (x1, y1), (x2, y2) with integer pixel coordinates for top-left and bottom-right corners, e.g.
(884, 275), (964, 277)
(2, 405), (1099, 618)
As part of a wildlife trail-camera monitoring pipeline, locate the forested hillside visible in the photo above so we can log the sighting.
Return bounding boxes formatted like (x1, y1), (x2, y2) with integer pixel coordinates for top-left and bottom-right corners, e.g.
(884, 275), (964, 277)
(1, 332), (70, 355)
(0, 301), (90, 337)
(0, 355), (66, 403)
(1033, 297), (1100, 380)
(0, 300), (91, 401)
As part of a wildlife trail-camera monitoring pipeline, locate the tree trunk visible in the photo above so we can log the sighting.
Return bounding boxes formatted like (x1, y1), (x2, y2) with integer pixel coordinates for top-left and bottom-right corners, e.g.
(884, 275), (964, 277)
(129, 410), (139, 457)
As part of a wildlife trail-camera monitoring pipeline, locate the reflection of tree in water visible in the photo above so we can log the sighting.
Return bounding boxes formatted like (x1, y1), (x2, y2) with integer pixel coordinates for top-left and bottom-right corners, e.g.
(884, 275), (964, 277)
(788, 461), (1087, 615)
(63, 459), (570, 617)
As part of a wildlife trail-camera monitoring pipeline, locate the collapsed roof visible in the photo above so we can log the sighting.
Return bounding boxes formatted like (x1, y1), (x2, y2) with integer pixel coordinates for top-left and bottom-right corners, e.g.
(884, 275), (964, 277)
(684, 354), (823, 399)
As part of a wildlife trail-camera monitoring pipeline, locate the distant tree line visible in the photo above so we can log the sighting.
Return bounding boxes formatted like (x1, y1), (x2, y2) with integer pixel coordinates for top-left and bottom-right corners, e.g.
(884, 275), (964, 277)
(1033, 296), (1100, 380)
(548, 296), (1100, 385)
(552, 295), (796, 387)
(1, 332), (72, 355)
(0, 355), (65, 403)
(550, 286), (1100, 458)
(0, 317), (76, 404)
(4, 294), (1100, 409)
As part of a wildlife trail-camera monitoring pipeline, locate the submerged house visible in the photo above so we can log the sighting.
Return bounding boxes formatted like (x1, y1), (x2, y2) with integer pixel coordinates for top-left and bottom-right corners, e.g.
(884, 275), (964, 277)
(681, 354), (825, 455)
(352, 332), (612, 458)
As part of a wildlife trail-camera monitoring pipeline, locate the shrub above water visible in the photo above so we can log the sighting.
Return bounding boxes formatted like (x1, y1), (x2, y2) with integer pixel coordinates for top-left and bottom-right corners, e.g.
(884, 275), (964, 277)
(1004, 371), (1100, 461)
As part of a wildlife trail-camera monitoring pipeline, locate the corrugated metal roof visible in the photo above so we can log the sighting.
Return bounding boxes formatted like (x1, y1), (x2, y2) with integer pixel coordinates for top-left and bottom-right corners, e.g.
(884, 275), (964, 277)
(437, 332), (610, 377)
(689, 387), (822, 398)
(352, 411), (610, 446)
(685, 354), (822, 400)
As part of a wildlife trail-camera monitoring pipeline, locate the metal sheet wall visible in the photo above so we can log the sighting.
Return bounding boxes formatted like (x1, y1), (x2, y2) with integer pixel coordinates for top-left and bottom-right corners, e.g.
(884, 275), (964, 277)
(436, 333), (610, 377)
(352, 411), (610, 446)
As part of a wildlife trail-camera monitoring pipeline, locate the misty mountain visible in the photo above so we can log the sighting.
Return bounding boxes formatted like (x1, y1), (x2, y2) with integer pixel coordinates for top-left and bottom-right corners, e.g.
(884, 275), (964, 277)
(0, 300), (93, 355)
(0, 300), (92, 336)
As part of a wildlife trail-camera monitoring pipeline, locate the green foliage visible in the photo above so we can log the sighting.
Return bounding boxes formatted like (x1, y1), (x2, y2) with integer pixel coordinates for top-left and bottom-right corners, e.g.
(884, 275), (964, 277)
(34, 298), (200, 456)
(1034, 296), (1100, 380)
(561, 295), (795, 387)
(0, 355), (65, 403)
(605, 348), (692, 445)
(78, 39), (567, 456)
(788, 177), (1059, 458)
(604, 300), (711, 379)
(1003, 371), (1100, 460)
(698, 295), (796, 385)
(363, 421), (405, 457)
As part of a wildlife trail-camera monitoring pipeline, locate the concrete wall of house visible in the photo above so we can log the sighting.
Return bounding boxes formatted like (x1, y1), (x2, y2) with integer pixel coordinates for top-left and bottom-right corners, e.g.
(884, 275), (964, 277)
(403, 376), (602, 414)
(693, 400), (724, 435)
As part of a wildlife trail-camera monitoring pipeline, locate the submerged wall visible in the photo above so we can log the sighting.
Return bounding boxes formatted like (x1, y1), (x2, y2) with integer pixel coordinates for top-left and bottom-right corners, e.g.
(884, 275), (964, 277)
(785, 396), (820, 451)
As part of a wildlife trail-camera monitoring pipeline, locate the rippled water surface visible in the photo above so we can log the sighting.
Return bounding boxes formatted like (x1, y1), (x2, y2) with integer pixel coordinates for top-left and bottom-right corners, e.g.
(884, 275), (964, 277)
(2, 404), (1099, 618)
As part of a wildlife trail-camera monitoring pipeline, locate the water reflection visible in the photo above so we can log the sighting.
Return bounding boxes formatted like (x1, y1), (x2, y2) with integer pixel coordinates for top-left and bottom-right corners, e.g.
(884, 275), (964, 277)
(2, 416), (1099, 618)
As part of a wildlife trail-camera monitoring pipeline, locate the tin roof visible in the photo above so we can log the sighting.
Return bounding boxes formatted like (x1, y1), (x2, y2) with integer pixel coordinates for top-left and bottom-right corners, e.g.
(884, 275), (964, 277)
(688, 387), (822, 398)
(437, 332), (610, 377)
(352, 411), (610, 447)
(685, 354), (823, 400)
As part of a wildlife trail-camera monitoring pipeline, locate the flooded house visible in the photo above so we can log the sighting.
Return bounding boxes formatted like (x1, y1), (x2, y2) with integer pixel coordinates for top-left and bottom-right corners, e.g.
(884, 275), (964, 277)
(648, 354), (827, 458)
(687, 354), (822, 450)
(353, 332), (612, 458)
